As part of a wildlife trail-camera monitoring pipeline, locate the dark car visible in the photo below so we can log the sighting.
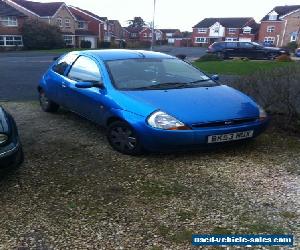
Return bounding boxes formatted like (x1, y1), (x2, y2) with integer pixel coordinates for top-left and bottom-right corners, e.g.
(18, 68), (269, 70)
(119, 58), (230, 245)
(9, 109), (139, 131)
(0, 106), (23, 171)
(295, 48), (300, 57)
(207, 41), (289, 60)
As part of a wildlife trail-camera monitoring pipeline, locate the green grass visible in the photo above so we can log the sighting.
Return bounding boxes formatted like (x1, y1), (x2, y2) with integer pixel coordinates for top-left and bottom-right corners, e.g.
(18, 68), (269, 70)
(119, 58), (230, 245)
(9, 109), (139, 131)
(193, 60), (293, 76)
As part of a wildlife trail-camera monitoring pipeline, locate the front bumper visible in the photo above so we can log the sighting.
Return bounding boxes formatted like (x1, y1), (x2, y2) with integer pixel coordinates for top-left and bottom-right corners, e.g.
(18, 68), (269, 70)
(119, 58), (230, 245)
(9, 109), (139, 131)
(136, 118), (270, 152)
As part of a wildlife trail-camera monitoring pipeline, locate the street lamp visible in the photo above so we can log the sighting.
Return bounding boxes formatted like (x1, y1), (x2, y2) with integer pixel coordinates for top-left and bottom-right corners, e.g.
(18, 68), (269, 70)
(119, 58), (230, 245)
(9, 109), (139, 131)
(151, 0), (156, 50)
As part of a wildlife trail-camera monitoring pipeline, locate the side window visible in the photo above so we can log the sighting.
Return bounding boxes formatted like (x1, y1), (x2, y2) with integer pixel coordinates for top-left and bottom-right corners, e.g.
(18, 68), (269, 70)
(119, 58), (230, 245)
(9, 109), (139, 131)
(53, 53), (78, 75)
(68, 56), (101, 82)
(239, 42), (254, 49)
(226, 42), (237, 48)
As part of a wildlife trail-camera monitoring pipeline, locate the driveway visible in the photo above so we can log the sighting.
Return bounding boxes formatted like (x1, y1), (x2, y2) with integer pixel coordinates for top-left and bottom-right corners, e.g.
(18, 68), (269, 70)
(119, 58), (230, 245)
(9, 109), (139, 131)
(0, 101), (299, 248)
(0, 47), (207, 102)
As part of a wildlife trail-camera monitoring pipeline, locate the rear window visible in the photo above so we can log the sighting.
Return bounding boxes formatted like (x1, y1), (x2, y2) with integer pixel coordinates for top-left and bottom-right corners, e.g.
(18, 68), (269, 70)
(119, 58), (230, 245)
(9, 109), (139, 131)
(212, 42), (225, 48)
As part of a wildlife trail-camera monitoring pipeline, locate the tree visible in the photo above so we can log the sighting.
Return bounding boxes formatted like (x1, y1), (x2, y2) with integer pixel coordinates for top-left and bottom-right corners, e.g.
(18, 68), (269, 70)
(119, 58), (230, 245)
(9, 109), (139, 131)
(127, 17), (146, 28)
(21, 19), (65, 50)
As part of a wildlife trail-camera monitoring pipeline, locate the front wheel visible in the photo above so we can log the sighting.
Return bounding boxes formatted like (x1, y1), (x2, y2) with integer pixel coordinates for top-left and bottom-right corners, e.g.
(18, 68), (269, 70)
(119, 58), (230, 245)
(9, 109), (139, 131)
(39, 89), (59, 112)
(267, 53), (277, 60)
(107, 121), (143, 155)
(217, 52), (227, 60)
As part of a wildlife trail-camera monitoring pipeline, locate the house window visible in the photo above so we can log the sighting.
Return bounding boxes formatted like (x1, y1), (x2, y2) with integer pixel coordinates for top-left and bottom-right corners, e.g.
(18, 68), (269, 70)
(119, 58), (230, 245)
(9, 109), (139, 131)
(78, 21), (86, 29)
(264, 37), (275, 44)
(63, 35), (73, 45)
(143, 33), (147, 37)
(225, 37), (238, 41)
(0, 35), (23, 46)
(195, 37), (207, 43)
(214, 28), (220, 34)
(0, 16), (18, 27)
(267, 26), (275, 33)
(243, 27), (252, 34)
(131, 33), (137, 37)
(228, 28), (236, 34)
(198, 28), (207, 33)
(65, 18), (70, 28)
(56, 18), (62, 27)
(291, 34), (297, 42)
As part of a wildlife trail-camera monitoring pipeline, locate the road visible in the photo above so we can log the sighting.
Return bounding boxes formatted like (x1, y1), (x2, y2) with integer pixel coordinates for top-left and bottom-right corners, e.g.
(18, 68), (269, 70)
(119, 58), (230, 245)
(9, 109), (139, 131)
(0, 47), (207, 101)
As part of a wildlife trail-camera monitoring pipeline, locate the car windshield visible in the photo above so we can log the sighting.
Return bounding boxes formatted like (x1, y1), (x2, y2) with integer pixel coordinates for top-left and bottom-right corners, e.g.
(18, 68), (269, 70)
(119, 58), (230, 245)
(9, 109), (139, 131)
(252, 42), (263, 47)
(106, 58), (218, 90)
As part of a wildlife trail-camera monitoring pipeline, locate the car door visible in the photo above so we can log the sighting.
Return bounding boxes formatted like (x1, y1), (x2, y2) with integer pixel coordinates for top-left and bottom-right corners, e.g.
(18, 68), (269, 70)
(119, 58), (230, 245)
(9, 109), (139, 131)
(63, 55), (106, 124)
(238, 42), (255, 58)
(45, 53), (79, 106)
(225, 42), (238, 57)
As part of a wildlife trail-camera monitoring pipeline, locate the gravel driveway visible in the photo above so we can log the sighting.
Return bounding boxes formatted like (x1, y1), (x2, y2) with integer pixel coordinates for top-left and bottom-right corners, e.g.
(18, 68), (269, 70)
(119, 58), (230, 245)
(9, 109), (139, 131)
(0, 101), (299, 249)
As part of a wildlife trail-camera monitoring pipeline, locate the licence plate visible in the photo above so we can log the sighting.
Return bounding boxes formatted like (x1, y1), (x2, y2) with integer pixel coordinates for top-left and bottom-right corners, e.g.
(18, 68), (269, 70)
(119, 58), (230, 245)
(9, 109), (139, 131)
(207, 130), (254, 143)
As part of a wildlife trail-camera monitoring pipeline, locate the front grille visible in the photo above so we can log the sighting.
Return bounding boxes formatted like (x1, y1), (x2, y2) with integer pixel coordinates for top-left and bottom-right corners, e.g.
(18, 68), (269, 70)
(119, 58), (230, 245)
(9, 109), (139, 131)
(192, 117), (258, 128)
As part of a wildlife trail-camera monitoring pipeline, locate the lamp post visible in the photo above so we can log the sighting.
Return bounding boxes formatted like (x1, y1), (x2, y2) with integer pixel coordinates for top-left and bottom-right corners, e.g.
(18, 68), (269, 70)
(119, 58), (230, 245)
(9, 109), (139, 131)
(151, 0), (156, 50)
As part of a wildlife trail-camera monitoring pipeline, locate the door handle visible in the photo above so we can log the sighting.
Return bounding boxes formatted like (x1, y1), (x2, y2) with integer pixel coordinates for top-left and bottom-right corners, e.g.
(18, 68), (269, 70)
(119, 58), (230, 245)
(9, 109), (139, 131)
(62, 82), (67, 88)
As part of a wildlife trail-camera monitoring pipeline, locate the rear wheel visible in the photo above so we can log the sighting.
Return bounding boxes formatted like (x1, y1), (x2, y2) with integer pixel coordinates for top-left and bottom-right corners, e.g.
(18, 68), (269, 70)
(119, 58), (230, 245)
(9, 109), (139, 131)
(217, 52), (227, 59)
(107, 121), (143, 155)
(39, 89), (59, 112)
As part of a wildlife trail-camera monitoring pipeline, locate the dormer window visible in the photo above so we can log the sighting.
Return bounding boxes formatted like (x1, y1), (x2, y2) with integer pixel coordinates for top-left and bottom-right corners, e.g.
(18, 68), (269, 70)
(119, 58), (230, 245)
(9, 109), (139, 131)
(243, 26), (252, 34)
(268, 10), (278, 21)
(78, 21), (87, 29)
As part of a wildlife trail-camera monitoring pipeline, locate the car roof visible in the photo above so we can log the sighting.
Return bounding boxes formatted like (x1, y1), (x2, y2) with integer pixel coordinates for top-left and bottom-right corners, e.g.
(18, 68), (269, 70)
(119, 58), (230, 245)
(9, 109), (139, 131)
(78, 49), (175, 61)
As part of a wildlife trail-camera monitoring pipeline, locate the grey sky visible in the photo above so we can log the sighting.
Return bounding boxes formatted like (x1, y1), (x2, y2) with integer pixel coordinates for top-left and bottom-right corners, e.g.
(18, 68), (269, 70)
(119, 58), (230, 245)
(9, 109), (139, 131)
(38, 0), (300, 31)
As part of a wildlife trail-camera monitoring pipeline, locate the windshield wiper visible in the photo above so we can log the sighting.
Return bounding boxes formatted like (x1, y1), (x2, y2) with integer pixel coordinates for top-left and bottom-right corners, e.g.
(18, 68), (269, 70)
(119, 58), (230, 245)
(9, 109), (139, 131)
(134, 82), (188, 90)
(189, 79), (211, 84)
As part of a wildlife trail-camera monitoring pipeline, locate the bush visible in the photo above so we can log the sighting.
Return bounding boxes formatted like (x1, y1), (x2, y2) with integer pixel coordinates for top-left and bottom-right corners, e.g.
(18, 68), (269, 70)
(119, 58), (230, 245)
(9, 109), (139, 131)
(228, 64), (300, 131)
(21, 19), (64, 50)
(195, 53), (223, 62)
(276, 54), (293, 62)
(80, 40), (91, 49)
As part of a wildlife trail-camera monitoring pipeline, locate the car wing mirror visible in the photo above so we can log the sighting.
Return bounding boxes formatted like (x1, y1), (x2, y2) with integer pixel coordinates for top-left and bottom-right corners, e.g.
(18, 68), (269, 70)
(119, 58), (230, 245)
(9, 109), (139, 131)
(211, 74), (219, 81)
(75, 81), (103, 89)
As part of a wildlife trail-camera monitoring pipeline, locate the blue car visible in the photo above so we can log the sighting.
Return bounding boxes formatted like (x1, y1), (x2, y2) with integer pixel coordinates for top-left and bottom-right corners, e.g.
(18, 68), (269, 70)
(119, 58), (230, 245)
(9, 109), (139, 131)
(295, 48), (300, 57)
(38, 50), (269, 155)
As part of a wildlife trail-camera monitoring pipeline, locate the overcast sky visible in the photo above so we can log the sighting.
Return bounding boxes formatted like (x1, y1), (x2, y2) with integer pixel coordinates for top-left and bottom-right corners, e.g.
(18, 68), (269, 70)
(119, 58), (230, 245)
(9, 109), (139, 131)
(39, 0), (300, 31)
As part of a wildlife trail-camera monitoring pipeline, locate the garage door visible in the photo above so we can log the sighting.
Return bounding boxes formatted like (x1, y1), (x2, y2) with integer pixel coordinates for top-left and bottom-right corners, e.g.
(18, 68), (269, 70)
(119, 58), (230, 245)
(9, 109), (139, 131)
(80, 36), (97, 49)
(239, 38), (251, 42)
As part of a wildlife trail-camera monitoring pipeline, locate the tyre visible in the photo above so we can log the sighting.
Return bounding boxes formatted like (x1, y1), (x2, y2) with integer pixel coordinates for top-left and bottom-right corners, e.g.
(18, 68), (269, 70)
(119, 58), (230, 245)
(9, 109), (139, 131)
(39, 89), (59, 112)
(217, 52), (227, 60)
(267, 53), (277, 60)
(107, 121), (143, 155)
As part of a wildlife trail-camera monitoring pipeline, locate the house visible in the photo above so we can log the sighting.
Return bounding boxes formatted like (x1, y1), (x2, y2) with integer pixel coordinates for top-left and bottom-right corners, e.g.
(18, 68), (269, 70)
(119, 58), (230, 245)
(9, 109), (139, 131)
(0, 0), (26, 48)
(4, 0), (78, 46)
(108, 20), (123, 40)
(69, 6), (106, 48)
(258, 5), (300, 46)
(192, 17), (259, 46)
(139, 27), (163, 42)
(160, 29), (181, 44)
(123, 26), (143, 40)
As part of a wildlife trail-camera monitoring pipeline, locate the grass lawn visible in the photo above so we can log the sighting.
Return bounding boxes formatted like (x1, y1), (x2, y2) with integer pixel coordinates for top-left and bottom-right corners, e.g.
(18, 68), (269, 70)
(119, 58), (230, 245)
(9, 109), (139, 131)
(193, 60), (294, 76)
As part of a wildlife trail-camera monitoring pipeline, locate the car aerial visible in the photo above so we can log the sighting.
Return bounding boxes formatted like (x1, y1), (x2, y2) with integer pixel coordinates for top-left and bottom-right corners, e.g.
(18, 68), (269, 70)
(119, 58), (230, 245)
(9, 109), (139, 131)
(38, 49), (269, 155)
(207, 41), (289, 60)
(295, 48), (300, 57)
(0, 106), (23, 170)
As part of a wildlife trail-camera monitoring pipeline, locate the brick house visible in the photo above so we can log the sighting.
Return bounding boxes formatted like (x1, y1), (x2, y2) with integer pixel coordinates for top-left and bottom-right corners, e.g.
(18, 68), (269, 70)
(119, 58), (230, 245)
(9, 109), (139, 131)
(0, 0), (26, 48)
(159, 29), (181, 44)
(258, 5), (300, 46)
(68, 6), (106, 48)
(108, 20), (123, 40)
(139, 27), (163, 42)
(123, 26), (143, 41)
(192, 17), (259, 46)
(4, 0), (78, 46)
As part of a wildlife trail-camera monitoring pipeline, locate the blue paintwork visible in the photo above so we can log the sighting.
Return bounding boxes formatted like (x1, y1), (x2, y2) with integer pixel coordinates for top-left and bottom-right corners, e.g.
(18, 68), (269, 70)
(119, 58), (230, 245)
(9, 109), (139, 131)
(295, 49), (300, 57)
(39, 49), (269, 152)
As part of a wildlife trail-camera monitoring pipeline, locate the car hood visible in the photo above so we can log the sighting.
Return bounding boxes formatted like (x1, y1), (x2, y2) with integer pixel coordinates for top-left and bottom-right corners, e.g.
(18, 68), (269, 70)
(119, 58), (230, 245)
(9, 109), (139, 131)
(0, 107), (9, 133)
(122, 85), (259, 125)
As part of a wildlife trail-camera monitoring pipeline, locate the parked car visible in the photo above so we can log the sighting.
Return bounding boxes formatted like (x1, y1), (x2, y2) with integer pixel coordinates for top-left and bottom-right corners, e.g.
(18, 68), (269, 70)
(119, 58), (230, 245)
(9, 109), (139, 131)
(0, 106), (23, 170)
(38, 50), (269, 155)
(207, 41), (289, 60)
(295, 48), (300, 57)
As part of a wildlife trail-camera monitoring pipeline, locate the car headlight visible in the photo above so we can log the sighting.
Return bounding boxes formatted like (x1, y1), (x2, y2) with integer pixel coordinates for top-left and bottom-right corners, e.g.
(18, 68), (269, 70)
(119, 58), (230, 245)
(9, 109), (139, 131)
(258, 106), (267, 120)
(0, 133), (8, 145)
(147, 111), (190, 130)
